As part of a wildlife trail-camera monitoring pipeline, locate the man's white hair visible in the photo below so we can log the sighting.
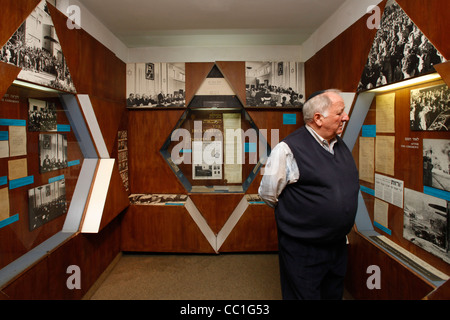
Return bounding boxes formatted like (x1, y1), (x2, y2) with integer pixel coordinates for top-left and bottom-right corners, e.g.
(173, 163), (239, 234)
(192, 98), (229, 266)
(303, 89), (341, 123)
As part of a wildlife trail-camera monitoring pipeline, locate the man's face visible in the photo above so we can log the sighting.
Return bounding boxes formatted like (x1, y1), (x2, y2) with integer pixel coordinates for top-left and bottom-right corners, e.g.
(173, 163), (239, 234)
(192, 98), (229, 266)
(320, 93), (349, 140)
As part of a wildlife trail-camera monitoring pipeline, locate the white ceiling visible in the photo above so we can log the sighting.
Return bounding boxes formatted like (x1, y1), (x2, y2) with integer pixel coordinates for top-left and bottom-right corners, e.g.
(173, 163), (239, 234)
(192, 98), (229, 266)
(77, 0), (348, 48)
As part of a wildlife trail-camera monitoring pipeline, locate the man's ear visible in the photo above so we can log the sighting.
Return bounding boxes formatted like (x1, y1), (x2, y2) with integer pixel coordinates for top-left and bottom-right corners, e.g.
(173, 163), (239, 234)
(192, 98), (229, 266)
(312, 113), (323, 127)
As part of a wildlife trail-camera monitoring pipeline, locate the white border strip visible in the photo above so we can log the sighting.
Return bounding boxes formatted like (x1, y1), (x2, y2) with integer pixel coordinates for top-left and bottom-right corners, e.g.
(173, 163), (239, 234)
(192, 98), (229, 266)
(77, 94), (109, 159)
(81, 159), (115, 233)
(216, 196), (249, 251)
(185, 197), (217, 252)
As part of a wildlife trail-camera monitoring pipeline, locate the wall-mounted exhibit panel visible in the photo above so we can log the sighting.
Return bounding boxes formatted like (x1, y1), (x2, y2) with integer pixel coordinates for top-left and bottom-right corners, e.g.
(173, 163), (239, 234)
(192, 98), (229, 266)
(0, 82), (84, 271)
(353, 73), (450, 286)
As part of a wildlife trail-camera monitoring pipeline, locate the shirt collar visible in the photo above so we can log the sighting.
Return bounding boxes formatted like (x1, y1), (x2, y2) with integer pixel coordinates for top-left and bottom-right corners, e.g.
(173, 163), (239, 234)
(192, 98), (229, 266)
(305, 124), (338, 153)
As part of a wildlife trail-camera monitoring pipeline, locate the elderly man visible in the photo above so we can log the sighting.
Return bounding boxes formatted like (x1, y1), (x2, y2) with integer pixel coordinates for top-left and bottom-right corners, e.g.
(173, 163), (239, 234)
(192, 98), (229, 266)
(258, 89), (359, 300)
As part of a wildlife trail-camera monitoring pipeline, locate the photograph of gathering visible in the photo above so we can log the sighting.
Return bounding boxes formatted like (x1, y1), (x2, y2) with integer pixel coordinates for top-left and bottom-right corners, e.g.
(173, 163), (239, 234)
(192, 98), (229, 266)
(0, 0), (75, 92)
(358, 0), (444, 91)
(245, 61), (305, 108)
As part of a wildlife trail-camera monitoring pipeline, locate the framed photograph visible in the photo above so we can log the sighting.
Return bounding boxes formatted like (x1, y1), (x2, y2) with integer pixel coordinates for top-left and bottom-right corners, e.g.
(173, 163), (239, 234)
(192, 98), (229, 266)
(28, 98), (57, 132)
(245, 61), (305, 107)
(28, 179), (67, 231)
(126, 62), (186, 108)
(39, 134), (68, 173)
(192, 140), (222, 180)
(145, 63), (154, 80)
(403, 188), (449, 263)
(410, 84), (450, 131)
(423, 139), (450, 192)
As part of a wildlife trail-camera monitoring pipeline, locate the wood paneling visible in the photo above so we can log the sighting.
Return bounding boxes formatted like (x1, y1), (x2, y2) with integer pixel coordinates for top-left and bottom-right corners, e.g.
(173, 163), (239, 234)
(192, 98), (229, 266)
(0, 62), (21, 100)
(220, 204), (278, 252)
(121, 205), (215, 253)
(128, 109), (186, 194)
(190, 194), (244, 234)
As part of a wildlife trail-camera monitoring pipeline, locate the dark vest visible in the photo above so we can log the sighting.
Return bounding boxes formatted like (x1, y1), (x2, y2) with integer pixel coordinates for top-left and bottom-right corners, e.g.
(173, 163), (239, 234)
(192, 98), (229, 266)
(275, 126), (359, 244)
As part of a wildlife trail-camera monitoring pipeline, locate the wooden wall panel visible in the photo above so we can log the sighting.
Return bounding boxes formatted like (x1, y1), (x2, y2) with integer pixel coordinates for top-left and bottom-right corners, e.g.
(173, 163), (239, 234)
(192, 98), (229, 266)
(0, 62), (21, 100)
(128, 109), (186, 194)
(121, 205), (215, 253)
(189, 194), (243, 234)
(220, 204), (278, 252)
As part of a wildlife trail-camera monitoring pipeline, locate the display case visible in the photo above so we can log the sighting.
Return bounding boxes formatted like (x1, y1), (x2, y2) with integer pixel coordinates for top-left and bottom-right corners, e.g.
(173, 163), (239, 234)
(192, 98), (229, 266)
(160, 64), (270, 193)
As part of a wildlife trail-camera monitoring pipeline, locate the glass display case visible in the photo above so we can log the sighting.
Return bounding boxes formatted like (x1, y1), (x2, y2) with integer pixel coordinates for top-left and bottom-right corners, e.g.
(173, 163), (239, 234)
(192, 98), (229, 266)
(160, 65), (270, 193)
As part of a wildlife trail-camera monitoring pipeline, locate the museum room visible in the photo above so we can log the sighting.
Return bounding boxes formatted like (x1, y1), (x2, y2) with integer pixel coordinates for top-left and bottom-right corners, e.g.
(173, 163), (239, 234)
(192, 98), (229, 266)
(0, 0), (449, 305)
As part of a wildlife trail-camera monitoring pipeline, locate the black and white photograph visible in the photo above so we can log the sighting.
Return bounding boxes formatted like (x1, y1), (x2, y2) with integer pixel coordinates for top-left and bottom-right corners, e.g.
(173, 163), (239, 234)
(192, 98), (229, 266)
(192, 141), (222, 180)
(126, 62), (186, 108)
(28, 98), (57, 132)
(410, 84), (450, 131)
(129, 194), (188, 206)
(423, 139), (450, 192)
(0, 0), (76, 93)
(358, 0), (445, 91)
(403, 188), (449, 263)
(28, 179), (67, 231)
(39, 133), (68, 173)
(245, 61), (305, 108)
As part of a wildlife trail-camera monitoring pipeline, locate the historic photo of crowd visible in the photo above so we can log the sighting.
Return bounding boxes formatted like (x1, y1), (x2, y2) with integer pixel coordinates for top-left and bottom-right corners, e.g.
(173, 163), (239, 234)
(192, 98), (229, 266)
(28, 98), (57, 132)
(245, 61), (305, 108)
(0, 1), (75, 92)
(126, 62), (186, 108)
(28, 179), (67, 231)
(410, 84), (450, 131)
(358, 0), (445, 91)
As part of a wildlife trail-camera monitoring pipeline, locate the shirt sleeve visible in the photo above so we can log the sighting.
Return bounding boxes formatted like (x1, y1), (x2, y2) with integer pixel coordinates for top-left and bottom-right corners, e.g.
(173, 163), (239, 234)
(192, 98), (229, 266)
(258, 142), (299, 208)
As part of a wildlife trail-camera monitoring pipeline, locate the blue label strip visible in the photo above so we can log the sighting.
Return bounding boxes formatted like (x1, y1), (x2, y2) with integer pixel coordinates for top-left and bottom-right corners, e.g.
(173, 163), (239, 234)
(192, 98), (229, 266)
(57, 124), (71, 132)
(245, 142), (257, 153)
(424, 186), (450, 201)
(180, 149), (192, 153)
(374, 221), (392, 235)
(362, 125), (376, 137)
(0, 119), (26, 126)
(165, 203), (185, 206)
(49, 175), (65, 184)
(0, 214), (19, 229)
(9, 176), (34, 190)
(67, 160), (80, 167)
(283, 114), (296, 125)
(0, 131), (8, 140)
(0, 176), (7, 186)
(360, 185), (375, 196)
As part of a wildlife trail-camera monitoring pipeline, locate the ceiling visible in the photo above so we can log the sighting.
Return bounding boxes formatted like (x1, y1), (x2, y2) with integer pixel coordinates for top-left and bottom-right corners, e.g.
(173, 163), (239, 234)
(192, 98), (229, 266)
(77, 0), (348, 48)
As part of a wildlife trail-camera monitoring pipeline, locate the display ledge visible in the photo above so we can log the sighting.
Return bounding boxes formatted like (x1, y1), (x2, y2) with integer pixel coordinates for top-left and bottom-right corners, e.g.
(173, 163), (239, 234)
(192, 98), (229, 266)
(358, 229), (449, 287)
